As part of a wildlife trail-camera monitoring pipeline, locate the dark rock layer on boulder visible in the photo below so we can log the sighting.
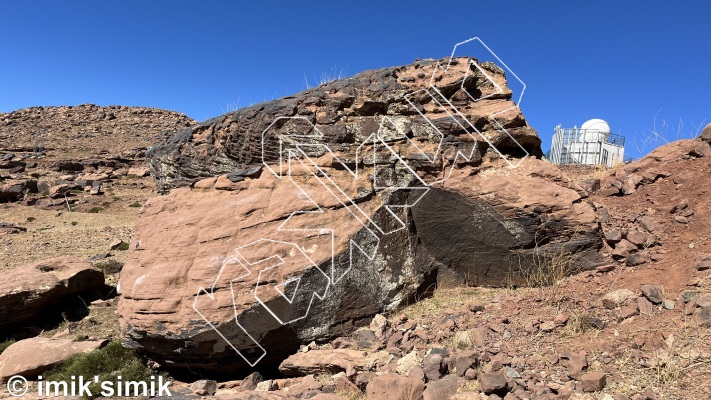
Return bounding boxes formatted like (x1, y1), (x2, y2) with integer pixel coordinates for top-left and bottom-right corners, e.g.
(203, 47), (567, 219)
(147, 57), (543, 192)
(424, 158), (602, 286)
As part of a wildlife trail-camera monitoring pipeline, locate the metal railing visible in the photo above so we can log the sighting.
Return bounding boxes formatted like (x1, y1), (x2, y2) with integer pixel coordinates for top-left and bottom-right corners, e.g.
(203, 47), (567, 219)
(549, 128), (625, 166)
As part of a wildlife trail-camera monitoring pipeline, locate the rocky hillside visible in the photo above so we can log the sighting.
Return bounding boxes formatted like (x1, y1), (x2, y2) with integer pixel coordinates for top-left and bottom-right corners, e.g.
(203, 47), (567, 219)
(0, 104), (196, 270)
(0, 104), (195, 208)
(0, 104), (195, 160)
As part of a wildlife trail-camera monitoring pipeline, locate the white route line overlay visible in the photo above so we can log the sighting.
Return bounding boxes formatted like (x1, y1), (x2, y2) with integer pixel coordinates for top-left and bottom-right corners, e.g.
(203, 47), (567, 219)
(193, 37), (529, 367)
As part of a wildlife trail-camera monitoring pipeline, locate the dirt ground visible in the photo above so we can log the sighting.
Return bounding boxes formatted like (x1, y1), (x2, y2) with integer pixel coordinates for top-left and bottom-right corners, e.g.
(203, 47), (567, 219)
(0, 176), (155, 272)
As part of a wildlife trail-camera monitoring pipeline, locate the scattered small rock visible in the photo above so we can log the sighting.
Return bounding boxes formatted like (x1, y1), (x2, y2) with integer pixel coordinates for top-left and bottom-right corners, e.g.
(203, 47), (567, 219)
(396, 351), (421, 375)
(423, 376), (461, 400)
(662, 300), (675, 310)
(620, 302), (640, 319)
(242, 371), (263, 390)
(669, 199), (689, 214)
(596, 264), (616, 273)
(189, 379), (217, 396)
(452, 350), (478, 377)
(638, 297), (655, 315)
(701, 122), (711, 143)
(554, 313), (570, 326)
(626, 253), (646, 266)
(478, 372), (508, 395)
(638, 216), (661, 233)
(366, 373), (424, 400)
(696, 306), (711, 327)
(579, 372), (607, 392)
(604, 230), (622, 244)
(602, 289), (636, 309)
(422, 353), (444, 381)
(696, 256), (711, 271)
(560, 351), (588, 375)
(370, 314), (388, 338)
(640, 284), (663, 304)
(626, 230), (654, 248)
(407, 365), (425, 381)
(127, 166), (150, 177)
(255, 380), (277, 391)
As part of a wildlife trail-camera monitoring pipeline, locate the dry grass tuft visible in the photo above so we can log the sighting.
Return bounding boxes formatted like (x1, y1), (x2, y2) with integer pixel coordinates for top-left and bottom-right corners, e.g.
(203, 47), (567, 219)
(402, 286), (499, 321)
(509, 237), (583, 305)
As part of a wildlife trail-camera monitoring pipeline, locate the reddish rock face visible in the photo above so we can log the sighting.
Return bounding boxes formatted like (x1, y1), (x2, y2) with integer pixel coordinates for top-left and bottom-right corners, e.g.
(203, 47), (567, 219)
(118, 57), (603, 374)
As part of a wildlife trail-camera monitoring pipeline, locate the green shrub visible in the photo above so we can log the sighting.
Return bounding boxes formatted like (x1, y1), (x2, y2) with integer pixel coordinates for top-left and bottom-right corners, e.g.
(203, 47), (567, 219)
(116, 243), (130, 251)
(0, 339), (15, 355)
(45, 341), (156, 399)
(94, 259), (124, 274)
(26, 217), (36, 222)
(87, 206), (104, 214)
(71, 221), (78, 226)
(128, 202), (142, 208)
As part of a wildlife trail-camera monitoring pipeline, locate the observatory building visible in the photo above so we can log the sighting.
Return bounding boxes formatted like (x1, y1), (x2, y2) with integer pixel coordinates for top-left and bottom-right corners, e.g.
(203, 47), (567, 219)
(549, 119), (625, 167)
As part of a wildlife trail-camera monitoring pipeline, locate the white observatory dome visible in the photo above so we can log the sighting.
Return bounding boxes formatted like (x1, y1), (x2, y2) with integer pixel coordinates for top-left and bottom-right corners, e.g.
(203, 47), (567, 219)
(580, 119), (611, 142)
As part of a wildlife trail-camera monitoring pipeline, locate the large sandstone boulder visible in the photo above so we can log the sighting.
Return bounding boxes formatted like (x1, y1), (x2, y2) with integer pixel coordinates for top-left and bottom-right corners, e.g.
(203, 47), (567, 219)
(118, 57), (602, 374)
(0, 337), (106, 380)
(0, 257), (105, 333)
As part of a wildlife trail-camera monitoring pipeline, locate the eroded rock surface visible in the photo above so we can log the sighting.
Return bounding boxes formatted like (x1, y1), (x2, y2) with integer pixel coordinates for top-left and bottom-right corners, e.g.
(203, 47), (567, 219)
(148, 57), (542, 192)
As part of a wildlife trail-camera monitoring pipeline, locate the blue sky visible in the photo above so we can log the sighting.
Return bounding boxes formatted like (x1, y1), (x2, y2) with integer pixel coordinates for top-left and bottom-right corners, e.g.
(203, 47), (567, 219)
(1, 1), (709, 158)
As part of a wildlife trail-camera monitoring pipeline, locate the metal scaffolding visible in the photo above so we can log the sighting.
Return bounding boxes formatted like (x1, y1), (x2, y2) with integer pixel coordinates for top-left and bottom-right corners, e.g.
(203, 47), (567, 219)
(549, 125), (625, 167)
